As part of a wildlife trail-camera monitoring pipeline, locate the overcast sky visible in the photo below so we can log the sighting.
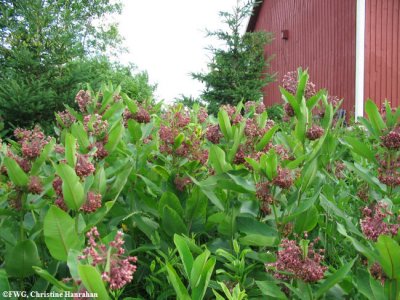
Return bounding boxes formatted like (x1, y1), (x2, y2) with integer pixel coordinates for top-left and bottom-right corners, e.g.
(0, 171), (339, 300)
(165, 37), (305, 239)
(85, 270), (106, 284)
(118, 0), (245, 102)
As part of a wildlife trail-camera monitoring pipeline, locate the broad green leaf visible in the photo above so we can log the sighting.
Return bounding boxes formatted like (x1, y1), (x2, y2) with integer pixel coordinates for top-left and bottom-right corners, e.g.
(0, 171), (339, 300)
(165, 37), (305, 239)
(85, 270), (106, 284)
(265, 149), (278, 180)
(127, 119), (142, 143)
(78, 264), (109, 299)
(236, 217), (278, 237)
(33, 266), (74, 291)
(67, 249), (81, 281)
(294, 205), (319, 233)
(44, 206), (81, 261)
(185, 186), (207, 221)
(306, 90), (325, 110)
(121, 92), (138, 114)
(255, 124), (279, 151)
(55, 163), (84, 210)
(365, 99), (387, 134)
(136, 173), (162, 197)
(191, 258), (216, 300)
(71, 122), (90, 150)
(5, 240), (41, 278)
(280, 87), (299, 115)
(152, 165), (170, 179)
(341, 137), (377, 163)
(159, 192), (183, 216)
(162, 206), (187, 236)
(239, 234), (277, 247)
(218, 109), (232, 140)
(174, 133), (185, 150)
(356, 270), (379, 300)
(166, 263), (191, 300)
(4, 156), (28, 186)
(283, 191), (320, 223)
(174, 234), (194, 278)
(375, 235), (400, 279)
(190, 250), (210, 288)
(296, 70), (309, 102)
(337, 223), (378, 261)
(244, 157), (260, 172)
(102, 101), (124, 121)
(344, 162), (386, 193)
(65, 133), (77, 167)
(187, 174), (225, 211)
(0, 269), (13, 298)
(256, 281), (288, 300)
(209, 145), (232, 174)
(315, 258), (356, 298)
(227, 121), (245, 162)
(300, 159), (318, 191)
(105, 120), (124, 153)
(93, 166), (107, 196)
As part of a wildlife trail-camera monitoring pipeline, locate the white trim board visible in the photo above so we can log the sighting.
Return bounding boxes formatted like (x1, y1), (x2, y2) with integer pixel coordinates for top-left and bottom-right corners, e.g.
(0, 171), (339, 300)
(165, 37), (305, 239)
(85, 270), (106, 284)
(355, 0), (366, 119)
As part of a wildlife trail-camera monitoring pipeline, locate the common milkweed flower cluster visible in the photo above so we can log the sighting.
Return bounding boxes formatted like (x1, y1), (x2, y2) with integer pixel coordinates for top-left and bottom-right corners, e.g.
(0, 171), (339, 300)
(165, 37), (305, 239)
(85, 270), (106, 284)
(360, 201), (399, 241)
(266, 237), (327, 282)
(79, 227), (138, 290)
(9, 126), (50, 173)
(158, 106), (208, 164)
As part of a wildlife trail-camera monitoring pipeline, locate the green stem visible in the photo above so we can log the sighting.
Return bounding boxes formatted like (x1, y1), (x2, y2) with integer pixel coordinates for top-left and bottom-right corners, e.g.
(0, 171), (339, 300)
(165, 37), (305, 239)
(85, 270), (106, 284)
(297, 189), (303, 207)
(271, 201), (280, 239)
(306, 283), (314, 300)
(18, 192), (25, 241)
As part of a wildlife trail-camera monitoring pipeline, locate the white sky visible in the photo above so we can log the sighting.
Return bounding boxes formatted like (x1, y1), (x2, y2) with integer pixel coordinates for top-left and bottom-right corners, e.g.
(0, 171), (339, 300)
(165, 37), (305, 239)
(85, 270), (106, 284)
(118, 0), (245, 102)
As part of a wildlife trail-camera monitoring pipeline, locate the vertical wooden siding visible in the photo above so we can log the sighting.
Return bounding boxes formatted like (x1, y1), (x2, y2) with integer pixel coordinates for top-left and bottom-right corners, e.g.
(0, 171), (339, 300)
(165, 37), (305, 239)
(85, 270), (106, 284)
(365, 0), (400, 108)
(253, 0), (356, 114)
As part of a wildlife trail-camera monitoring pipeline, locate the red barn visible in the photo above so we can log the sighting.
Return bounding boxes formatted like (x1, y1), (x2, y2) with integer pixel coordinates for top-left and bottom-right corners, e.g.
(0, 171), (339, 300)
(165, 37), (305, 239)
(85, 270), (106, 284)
(247, 0), (400, 118)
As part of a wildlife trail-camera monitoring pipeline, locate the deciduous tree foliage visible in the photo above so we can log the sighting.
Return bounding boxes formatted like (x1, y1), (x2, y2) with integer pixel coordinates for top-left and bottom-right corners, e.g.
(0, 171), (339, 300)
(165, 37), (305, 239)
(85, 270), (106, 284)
(192, 0), (274, 115)
(0, 0), (154, 131)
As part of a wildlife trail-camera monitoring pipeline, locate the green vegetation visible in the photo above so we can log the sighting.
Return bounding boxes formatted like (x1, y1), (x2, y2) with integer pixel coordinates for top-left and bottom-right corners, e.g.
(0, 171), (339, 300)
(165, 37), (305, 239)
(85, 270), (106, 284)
(192, 0), (274, 114)
(0, 0), (154, 132)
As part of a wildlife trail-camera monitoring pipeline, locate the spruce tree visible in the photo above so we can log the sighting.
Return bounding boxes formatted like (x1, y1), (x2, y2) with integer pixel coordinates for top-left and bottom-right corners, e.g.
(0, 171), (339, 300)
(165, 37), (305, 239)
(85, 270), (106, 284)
(192, 0), (274, 114)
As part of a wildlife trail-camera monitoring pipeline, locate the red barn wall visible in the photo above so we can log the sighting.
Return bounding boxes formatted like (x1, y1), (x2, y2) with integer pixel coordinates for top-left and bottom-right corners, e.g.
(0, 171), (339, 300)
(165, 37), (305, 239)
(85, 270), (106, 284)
(365, 0), (400, 109)
(253, 0), (356, 114)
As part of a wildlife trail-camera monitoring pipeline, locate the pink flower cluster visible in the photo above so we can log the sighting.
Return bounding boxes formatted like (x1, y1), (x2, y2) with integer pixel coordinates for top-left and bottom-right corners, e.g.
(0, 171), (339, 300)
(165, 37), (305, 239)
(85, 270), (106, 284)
(197, 107), (208, 123)
(376, 153), (400, 187)
(7, 126), (50, 174)
(256, 182), (274, 215)
(306, 125), (324, 140)
(284, 103), (295, 117)
(221, 104), (243, 124)
(54, 189), (102, 213)
(53, 176), (68, 211)
(14, 126), (50, 160)
(81, 192), (102, 213)
(123, 106), (151, 125)
(75, 90), (92, 112)
(266, 238), (326, 282)
(245, 101), (266, 114)
(79, 227), (138, 290)
(205, 124), (223, 144)
(28, 176), (43, 195)
(83, 114), (109, 139)
(158, 108), (208, 164)
(381, 130), (400, 150)
(282, 71), (316, 99)
(56, 110), (76, 128)
(272, 167), (294, 189)
(174, 176), (192, 191)
(75, 155), (95, 178)
(360, 201), (399, 241)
